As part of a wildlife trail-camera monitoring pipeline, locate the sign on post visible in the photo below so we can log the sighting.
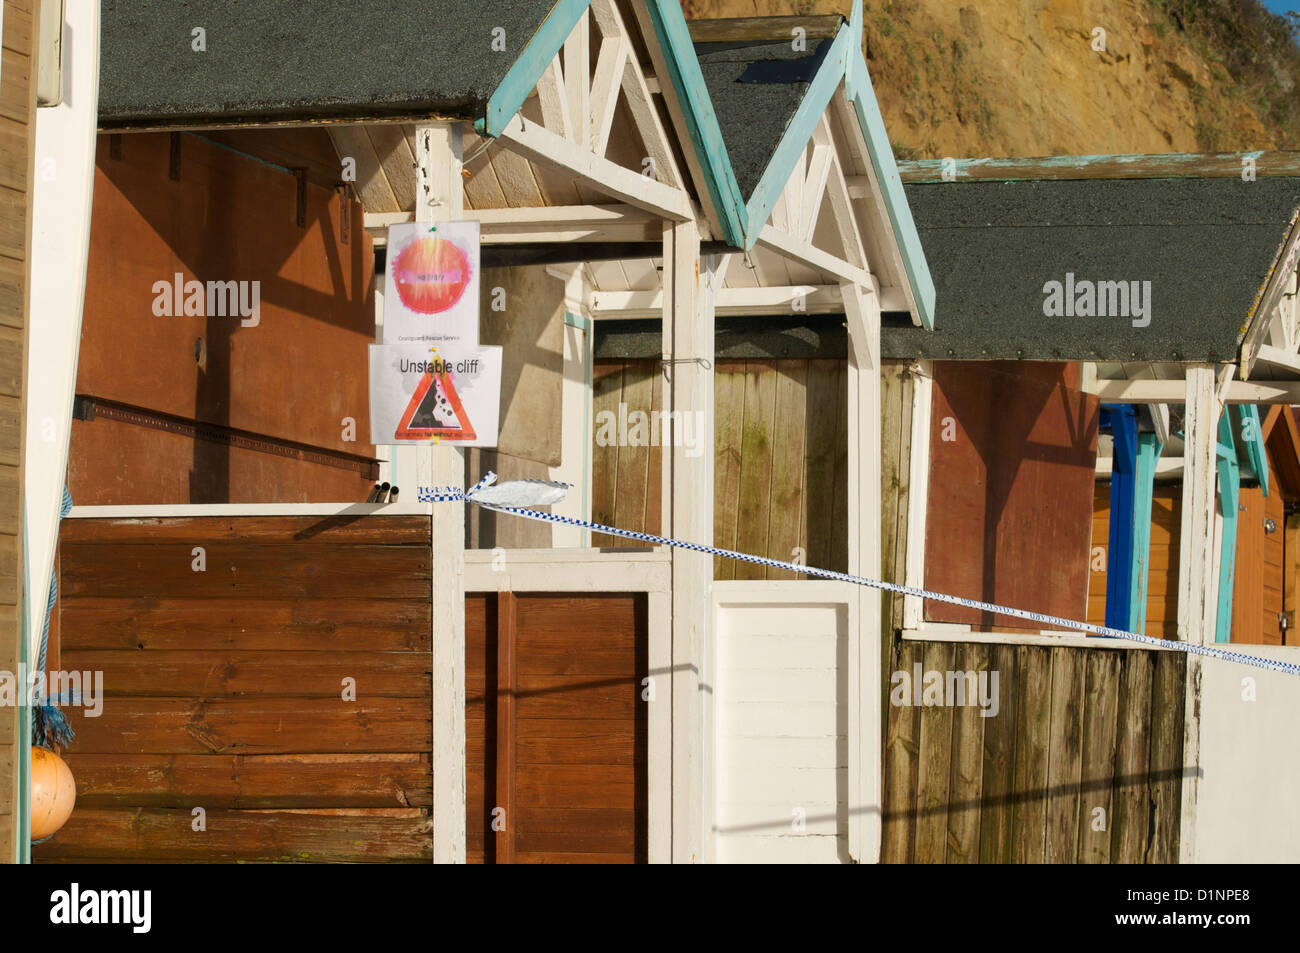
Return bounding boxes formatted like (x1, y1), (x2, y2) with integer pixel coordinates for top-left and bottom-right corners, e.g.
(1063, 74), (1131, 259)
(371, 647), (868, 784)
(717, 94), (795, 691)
(370, 221), (502, 447)
(369, 343), (502, 447)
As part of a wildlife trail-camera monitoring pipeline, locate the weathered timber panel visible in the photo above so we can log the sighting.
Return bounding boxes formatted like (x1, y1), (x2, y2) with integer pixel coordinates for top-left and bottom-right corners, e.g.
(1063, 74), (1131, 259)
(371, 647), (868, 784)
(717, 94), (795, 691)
(592, 357), (847, 577)
(34, 516), (433, 863)
(69, 132), (375, 504)
(467, 592), (648, 864)
(0, 0), (38, 863)
(882, 640), (1184, 864)
(924, 362), (1099, 630)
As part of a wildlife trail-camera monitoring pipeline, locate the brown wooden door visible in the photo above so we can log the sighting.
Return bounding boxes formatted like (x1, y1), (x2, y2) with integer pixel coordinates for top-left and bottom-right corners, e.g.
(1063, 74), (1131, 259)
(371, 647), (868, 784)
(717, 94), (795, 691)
(1233, 486), (1287, 644)
(466, 592), (647, 863)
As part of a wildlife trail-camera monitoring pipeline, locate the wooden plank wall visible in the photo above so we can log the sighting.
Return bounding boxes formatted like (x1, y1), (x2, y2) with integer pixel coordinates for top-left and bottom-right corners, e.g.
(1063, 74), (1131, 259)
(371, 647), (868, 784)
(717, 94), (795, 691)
(924, 362), (1099, 631)
(1087, 483), (1181, 640)
(882, 640), (1185, 863)
(33, 516), (434, 863)
(0, 0), (37, 864)
(592, 357), (848, 578)
(467, 592), (647, 864)
(72, 131), (374, 504)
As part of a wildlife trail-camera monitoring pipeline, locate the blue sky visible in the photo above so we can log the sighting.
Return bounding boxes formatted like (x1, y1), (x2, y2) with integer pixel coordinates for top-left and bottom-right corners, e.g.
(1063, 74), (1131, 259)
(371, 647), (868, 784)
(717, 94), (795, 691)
(1261, 0), (1296, 14)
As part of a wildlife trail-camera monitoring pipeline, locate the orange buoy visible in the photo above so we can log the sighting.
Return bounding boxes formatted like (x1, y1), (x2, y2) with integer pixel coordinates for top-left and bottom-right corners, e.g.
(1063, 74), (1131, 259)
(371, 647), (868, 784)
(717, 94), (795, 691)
(30, 746), (76, 839)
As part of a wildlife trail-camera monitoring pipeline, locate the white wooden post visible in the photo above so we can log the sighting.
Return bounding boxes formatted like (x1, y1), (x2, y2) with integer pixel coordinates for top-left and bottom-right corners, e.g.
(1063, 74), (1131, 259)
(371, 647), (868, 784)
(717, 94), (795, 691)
(903, 361), (932, 631)
(844, 282), (883, 863)
(1177, 364), (1216, 864)
(548, 265), (590, 548)
(415, 122), (468, 864)
(663, 219), (711, 862)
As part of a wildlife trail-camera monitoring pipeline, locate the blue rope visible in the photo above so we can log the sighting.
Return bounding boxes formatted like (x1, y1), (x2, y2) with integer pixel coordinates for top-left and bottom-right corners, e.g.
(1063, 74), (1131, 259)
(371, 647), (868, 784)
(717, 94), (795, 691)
(421, 474), (1300, 678)
(32, 487), (75, 751)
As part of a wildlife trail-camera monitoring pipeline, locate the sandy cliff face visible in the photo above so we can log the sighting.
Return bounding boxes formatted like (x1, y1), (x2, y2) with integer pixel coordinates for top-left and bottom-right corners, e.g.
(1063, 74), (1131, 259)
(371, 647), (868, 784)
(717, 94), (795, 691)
(683, 0), (1290, 158)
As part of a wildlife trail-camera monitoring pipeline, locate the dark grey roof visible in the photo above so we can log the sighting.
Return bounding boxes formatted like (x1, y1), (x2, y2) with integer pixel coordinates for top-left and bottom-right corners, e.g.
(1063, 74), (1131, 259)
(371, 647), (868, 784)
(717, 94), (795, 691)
(694, 37), (834, 201)
(99, 1), (561, 127)
(882, 177), (1300, 362)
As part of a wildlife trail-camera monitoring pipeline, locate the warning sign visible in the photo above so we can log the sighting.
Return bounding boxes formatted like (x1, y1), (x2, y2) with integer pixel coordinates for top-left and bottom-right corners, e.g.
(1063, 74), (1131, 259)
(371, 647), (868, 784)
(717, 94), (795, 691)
(369, 344), (502, 447)
(382, 221), (480, 347)
(396, 359), (476, 441)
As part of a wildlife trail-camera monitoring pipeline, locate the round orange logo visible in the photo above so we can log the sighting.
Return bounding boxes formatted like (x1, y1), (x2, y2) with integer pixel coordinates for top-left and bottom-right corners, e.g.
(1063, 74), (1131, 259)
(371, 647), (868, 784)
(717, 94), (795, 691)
(393, 237), (471, 314)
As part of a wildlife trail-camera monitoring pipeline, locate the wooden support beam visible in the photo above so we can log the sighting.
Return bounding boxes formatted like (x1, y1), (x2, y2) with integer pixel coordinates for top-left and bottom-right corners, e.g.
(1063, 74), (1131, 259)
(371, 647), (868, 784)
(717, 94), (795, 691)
(564, 10), (591, 147)
(801, 126), (834, 243)
(499, 114), (693, 221)
(1253, 343), (1300, 376)
(756, 225), (874, 290)
(589, 0), (686, 191)
(367, 204), (661, 245)
(823, 141), (869, 271)
(903, 363), (933, 631)
(589, 34), (630, 156)
(414, 122), (468, 865)
(590, 284), (847, 318)
(1178, 364), (1216, 865)
(1090, 378), (1300, 404)
(844, 279), (883, 863)
(536, 55), (572, 141)
(663, 219), (710, 863)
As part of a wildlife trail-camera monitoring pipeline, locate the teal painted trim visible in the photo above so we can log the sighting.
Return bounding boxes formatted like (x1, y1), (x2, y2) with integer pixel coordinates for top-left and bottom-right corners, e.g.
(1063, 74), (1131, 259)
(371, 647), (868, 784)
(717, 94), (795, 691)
(1216, 413), (1241, 644)
(844, 1), (863, 99)
(564, 310), (591, 334)
(16, 526), (29, 863)
(896, 150), (1282, 183)
(742, 23), (854, 246)
(643, 0), (748, 248)
(478, 0), (595, 137)
(848, 48), (936, 329)
(1129, 433), (1163, 636)
(1232, 405), (1269, 497)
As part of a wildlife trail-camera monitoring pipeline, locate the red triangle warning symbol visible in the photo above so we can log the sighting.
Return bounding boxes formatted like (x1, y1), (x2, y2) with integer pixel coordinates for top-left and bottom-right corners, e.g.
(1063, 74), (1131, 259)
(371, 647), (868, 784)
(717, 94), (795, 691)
(395, 361), (477, 441)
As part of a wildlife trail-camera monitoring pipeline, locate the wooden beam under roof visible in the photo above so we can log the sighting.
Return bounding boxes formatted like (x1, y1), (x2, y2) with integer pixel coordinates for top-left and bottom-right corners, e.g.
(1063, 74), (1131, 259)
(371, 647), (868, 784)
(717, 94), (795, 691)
(685, 14), (843, 43)
(896, 151), (1300, 183)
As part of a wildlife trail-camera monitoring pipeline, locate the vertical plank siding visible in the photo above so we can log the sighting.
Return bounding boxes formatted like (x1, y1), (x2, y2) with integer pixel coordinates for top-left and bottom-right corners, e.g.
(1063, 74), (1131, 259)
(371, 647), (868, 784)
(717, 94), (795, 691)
(34, 517), (435, 863)
(592, 357), (847, 576)
(0, 0), (37, 862)
(467, 592), (648, 864)
(881, 641), (1184, 863)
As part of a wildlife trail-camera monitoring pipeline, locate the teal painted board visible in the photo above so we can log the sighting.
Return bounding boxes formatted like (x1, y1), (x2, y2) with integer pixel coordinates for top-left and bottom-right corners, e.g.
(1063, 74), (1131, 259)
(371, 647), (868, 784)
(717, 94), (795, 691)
(896, 151), (1291, 183)
(480, 0), (595, 137)
(1216, 413), (1241, 644)
(848, 48), (936, 329)
(1129, 433), (1163, 636)
(643, 0), (748, 247)
(742, 25), (854, 245)
(1229, 405), (1269, 497)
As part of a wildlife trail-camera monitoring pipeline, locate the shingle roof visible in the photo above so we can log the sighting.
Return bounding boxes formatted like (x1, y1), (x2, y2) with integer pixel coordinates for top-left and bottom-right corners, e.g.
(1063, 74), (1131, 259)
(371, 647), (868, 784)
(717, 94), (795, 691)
(692, 36), (834, 201)
(882, 176), (1300, 362)
(99, 0), (562, 127)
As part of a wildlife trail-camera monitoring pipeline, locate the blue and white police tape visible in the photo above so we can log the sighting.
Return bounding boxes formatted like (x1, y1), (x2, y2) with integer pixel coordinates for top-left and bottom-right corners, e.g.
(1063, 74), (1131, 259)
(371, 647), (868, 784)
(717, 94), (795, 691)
(419, 473), (1300, 678)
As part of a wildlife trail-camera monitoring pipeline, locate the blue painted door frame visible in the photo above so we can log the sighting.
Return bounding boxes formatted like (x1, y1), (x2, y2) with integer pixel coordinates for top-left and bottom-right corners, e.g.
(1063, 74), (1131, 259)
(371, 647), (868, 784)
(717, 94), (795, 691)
(1101, 404), (1139, 631)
